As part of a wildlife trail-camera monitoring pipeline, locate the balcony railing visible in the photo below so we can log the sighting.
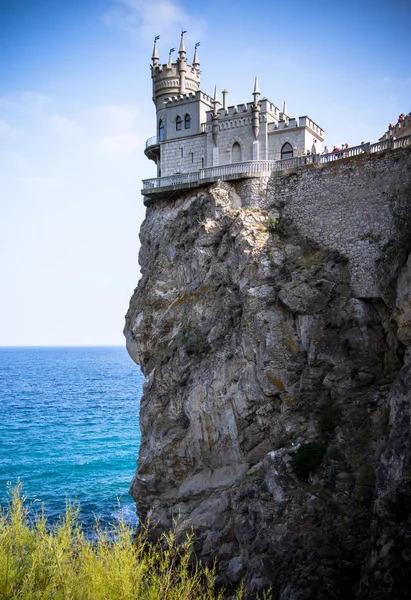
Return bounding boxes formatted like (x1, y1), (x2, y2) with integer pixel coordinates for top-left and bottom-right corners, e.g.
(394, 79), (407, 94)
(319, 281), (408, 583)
(142, 160), (278, 191)
(145, 135), (159, 149)
(142, 134), (411, 194)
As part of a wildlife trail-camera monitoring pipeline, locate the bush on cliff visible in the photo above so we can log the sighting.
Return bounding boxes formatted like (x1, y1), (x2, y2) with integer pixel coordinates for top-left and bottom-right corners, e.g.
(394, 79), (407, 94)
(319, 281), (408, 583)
(291, 442), (326, 479)
(0, 484), (233, 600)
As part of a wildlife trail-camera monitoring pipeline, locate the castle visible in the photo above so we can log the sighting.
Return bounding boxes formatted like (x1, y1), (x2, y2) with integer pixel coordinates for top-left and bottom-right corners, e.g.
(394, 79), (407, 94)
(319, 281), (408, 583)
(144, 33), (324, 180)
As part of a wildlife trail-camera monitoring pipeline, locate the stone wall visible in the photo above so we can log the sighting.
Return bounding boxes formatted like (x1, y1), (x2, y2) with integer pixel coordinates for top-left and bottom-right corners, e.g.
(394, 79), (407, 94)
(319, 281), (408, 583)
(267, 126), (311, 160)
(266, 148), (411, 297)
(160, 134), (207, 176)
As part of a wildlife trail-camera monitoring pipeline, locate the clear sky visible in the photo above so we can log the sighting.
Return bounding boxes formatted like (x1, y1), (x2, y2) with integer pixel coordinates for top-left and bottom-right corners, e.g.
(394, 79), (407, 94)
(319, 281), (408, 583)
(1, 0), (410, 345)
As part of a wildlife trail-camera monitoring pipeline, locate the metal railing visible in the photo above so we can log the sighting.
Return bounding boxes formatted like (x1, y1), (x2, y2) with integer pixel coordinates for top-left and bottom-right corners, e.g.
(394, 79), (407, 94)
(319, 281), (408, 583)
(142, 134), (411, 192)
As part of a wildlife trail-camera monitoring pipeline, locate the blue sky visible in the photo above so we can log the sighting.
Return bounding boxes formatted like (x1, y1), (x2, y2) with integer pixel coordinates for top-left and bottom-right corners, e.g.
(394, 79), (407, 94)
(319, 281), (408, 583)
(1, 0), (410, 345)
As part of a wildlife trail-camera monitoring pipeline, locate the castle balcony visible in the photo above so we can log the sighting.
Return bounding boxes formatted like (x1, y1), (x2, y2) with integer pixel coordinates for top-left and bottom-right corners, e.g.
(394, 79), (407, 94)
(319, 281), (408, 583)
(144, 135), (160, 162)
(142, 160), (277, 204)
(141, 134), (411, 205)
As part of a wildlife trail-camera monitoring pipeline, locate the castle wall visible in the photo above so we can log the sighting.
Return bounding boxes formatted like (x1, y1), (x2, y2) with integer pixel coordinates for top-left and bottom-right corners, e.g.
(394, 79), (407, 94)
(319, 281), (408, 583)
(160, 134), (207, 176)
(267, 127), (318, 160)
(162, 98), (202, 139)
(265, 148), (411, 296)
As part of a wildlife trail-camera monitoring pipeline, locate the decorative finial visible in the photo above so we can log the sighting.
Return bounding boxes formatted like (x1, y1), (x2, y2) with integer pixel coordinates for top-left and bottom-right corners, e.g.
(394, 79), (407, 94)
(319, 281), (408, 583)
(193, 41), (200, 68)
(282, 100), (287, 116)
(212, 86), (221, 117)
(167, 48), (175, 69)
(253, 76), (260, 95)
(152, 35), (160, 65)
(179, 30), (187, 56)
(252, 76), (260, 107)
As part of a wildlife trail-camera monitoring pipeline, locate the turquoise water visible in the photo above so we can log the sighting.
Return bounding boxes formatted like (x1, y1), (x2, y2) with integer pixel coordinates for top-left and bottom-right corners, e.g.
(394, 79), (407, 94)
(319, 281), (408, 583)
(0, 346), (142, 528)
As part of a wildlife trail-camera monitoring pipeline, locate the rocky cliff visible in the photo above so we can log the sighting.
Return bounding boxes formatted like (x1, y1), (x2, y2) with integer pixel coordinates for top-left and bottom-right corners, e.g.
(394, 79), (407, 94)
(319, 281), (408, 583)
(125, 148), (411, 599)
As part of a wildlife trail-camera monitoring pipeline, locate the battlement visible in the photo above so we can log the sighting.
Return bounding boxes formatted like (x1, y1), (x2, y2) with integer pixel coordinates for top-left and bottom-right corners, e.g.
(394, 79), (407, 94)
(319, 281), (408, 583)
(164, 91), (214, 106)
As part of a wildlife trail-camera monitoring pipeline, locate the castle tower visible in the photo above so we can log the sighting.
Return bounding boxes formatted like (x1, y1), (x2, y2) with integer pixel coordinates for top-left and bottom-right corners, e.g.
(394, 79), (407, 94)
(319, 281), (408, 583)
(150, 32), (201, 112)
(145, 34), (214, 177)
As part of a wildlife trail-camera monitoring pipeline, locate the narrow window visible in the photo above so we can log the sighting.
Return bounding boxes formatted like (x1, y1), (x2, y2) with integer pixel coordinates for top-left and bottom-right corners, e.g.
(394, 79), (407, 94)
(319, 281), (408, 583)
(232, 141), (241, 163)
(281, 142), (293, 159)
(181, 147), (184, 158)
(191, 152), (194, 163)
(201, 156), (205, 168)
(159, 119), (165, 142)
(184, 114), (191, 129)
(176, 116), (182, 131)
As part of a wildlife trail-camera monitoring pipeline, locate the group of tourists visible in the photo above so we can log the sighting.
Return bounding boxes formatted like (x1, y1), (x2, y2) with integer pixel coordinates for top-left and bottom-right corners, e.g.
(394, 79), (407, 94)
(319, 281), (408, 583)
(321, 143), (349, 156)
(388, 113), (408, 131)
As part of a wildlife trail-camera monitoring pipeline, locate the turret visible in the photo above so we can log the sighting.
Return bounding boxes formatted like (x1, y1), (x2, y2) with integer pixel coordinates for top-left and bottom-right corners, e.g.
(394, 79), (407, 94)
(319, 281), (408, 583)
(150, 33), (201, 110)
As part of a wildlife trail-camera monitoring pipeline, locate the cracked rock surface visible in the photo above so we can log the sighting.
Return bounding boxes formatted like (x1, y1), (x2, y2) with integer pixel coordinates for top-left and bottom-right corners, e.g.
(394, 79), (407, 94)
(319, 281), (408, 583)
(125, 165), (411, 599)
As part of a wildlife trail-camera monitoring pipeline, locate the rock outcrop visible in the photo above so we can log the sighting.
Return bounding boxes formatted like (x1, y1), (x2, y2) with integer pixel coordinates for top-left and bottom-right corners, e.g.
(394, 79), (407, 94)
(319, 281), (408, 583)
(125, 149), (411, 599)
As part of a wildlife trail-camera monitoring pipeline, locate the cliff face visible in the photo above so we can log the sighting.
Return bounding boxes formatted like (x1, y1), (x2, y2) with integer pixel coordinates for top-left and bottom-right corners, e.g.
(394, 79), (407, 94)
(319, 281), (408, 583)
(125, 148), (411, 599)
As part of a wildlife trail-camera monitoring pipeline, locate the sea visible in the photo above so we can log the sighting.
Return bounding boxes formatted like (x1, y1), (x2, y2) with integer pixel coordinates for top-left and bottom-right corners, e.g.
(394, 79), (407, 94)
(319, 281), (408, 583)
(0, 346), (143, 529)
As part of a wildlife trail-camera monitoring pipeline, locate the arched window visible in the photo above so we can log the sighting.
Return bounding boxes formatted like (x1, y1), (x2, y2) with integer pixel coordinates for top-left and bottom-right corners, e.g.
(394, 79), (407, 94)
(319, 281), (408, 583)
(184, 114), (191, 129)
(158, 119), (164, 142)
(232, 141), (242, 163)
(176, 116), (182, 131)
(281, 142), (293, 159)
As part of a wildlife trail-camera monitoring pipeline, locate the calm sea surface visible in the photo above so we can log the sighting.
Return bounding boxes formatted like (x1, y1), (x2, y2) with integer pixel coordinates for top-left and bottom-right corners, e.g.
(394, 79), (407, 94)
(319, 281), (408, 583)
(0, 346), (142, 528)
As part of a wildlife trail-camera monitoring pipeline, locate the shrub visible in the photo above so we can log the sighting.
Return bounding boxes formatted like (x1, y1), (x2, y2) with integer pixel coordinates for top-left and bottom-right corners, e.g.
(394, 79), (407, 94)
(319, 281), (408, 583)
(291, 442), (326, 479)
(265, 217), (280, 232)
(0, 483), (232, 600)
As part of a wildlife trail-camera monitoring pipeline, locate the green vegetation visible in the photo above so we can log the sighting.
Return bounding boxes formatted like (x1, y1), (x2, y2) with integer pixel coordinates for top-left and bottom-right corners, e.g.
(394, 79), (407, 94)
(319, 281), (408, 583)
(0, 484), (232, 600)
(265, 217), (280, 232)
(265, 214), (291, 236)
(181, 325), (210, 356)
(291, 442), (326, 479)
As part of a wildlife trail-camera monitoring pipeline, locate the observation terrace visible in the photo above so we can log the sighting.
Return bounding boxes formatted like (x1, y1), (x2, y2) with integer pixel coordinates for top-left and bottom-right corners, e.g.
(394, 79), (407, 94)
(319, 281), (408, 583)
(141, 134), (411, 205)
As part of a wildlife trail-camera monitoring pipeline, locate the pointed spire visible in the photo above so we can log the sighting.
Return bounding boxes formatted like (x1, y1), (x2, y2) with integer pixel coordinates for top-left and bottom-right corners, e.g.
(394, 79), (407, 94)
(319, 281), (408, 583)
(167, 48), (175, 69)
(283, 100), (287, 116)
(212, 85), (220, 117)
(252, 76), (260, 107)
(152, 35), (160, 66)
(193, 42), (200, 68)
(253, 76), (260, 95)
(179, 30), (187, 58)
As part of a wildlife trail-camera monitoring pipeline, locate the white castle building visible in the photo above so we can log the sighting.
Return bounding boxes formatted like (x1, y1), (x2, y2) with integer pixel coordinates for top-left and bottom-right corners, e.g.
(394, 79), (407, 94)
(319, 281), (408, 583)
(144, 33), (324, 181)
